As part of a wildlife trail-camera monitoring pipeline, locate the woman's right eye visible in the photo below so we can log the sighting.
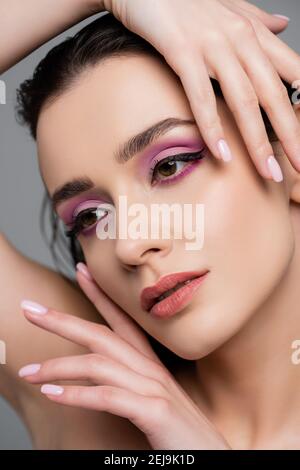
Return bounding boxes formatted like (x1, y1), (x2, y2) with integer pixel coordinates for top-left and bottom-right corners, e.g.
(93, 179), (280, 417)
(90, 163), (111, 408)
(65, 207), (107, 238)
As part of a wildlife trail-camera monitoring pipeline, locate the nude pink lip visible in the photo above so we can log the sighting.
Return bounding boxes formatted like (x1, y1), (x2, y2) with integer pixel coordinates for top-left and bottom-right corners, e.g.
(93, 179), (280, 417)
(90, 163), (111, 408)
(141, 270), (209, 318)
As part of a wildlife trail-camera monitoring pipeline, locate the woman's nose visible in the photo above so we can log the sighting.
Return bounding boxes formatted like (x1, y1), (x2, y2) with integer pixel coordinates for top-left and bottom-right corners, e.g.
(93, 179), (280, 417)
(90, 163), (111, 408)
(114, 235), (173, 270)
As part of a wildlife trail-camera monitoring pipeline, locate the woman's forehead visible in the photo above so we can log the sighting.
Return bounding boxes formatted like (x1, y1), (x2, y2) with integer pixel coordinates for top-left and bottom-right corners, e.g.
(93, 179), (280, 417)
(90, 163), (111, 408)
(36, 54), (193, 189)
(38, 54), (185, 125)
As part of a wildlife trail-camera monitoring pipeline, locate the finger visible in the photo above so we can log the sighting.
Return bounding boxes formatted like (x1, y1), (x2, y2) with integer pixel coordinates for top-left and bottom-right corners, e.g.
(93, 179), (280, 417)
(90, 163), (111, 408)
(20, 302), (203, 420)
(40, 383), (166, 437)
(235, 29), (300, 172)
(168, 53), (233, 163)
(226, 5), (300, 91)
(251, 24), (300, 86)
(75, 263), (162, 364)
(222, 0), (289, 33)
(206, 44), (278, 180)
(19, 353), (167, 398)
(20, 300), (165, 382)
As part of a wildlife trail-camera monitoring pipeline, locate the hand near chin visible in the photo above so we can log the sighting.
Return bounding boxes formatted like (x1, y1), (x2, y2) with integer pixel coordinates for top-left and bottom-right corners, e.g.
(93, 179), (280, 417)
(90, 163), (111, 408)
(18, 262), (230, 450)
(106, 0), (300, 182)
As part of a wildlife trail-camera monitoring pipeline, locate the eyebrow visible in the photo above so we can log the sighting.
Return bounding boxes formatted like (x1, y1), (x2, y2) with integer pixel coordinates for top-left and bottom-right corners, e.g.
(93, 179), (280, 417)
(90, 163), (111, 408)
(51, 116), (196, 211)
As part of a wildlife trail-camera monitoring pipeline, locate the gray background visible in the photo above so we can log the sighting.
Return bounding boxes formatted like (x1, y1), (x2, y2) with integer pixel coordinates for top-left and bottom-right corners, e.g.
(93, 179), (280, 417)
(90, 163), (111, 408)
(0, 0), (299, 450)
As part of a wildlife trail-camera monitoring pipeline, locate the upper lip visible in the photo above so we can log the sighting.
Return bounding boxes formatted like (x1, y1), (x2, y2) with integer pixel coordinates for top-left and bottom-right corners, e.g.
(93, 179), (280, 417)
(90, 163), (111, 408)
(141, 270), (208, 312)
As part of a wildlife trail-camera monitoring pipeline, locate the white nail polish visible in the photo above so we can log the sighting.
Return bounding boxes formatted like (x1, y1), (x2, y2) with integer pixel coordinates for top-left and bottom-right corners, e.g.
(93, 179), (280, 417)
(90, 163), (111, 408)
(267, 155), (283, 182)
(21, 300), (48, 315)
(217, 139), (233, 162)
(273, 14), (290, 21)
(41, 384), (64, 396)
(18, 363), (41, 377)
(76, 262), (93, 281)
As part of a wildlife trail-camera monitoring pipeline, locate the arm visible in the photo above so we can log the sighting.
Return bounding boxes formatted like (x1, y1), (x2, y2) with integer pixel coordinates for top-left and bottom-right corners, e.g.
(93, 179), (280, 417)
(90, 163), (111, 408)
(0, 232), (105, 387)
(18, 261), (230, 450)
(0, 0), (109, 74)
(0, 233), (152, 449)
(1, 0), (300, 182)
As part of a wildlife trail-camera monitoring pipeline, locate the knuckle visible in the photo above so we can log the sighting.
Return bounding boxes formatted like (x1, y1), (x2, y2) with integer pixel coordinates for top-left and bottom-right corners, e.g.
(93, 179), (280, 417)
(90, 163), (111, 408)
(49, 309), (61, 321)
(87, 324), (109, 349)
(86, 353), (102, 370)
(230, 15), (255, 37)
(202, 30), (224, 49)
(190, 93), (219, 124)
(173, 34), (190, 60)
(99, 386), (114, 407)
(252, 139), (272, 159)
(149, 397), (173, 423)
(86, 337), (98, 351)
(165, 36), (191, 73)
(96, 323), (110, 335)
(148, 379), (169, 398)
(231, 94), (259, 115)
(172, 33), (190, 57)
(263, 84), (290, 110)
(193, 90), (215, 110)
(241, 94), (260, 110)
(200, 116), (222, 133)
(40, 358), (57, 375)
(68, 386), (82, 403)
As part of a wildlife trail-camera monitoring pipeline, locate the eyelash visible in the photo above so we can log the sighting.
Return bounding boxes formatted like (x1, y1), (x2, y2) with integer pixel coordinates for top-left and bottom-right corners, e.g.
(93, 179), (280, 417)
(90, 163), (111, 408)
(149, 149), (205, 185)
(64, 206), (105, 239)
(65, 149), (206, 239)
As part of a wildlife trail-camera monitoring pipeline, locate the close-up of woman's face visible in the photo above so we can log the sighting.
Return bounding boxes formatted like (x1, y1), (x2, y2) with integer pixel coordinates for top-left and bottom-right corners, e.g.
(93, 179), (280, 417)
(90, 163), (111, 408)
(36, 52), (300, 360)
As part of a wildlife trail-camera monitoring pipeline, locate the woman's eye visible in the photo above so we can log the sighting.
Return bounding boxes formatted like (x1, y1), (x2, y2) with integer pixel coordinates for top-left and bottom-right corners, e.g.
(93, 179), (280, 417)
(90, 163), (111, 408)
(155, 160), (184, 178)
(65, 207), (107, 238)
(76, 208), (99, 230)
(150, 151), (205, 185)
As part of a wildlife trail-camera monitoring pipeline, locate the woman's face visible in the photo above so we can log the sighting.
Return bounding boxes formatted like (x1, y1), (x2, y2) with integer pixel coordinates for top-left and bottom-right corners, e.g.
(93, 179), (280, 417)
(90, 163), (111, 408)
(36, 53), (300, 359)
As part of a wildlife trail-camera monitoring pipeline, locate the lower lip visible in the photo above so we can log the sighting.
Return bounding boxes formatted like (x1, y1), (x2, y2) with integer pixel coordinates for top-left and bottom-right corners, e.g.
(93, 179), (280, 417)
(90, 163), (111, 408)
(149, 272), (209, 319)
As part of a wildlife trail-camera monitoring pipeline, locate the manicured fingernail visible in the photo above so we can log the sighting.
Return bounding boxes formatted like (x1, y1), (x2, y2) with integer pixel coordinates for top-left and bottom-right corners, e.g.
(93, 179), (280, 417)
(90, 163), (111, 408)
(217, 139), (233, 162)
(267, 155), (283, 182)
(18, 363), (41, 377)
(21, 300), (48, 315)
(76, 262), (93, 281)
(41, 384), (64, 396)
(273, 14), (290, 21)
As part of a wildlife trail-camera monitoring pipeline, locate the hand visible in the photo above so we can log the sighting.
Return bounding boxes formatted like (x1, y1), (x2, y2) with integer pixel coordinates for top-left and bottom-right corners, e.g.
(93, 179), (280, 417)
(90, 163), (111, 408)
(105, 0), (300, 181)
(18, 262), (230, 450)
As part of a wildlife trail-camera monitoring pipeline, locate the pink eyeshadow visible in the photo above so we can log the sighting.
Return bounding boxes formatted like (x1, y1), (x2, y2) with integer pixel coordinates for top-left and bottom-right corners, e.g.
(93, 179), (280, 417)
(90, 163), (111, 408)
(57, 137), (206, 224)
(138, 137), (206, 179)
(58, 194), (109, 225)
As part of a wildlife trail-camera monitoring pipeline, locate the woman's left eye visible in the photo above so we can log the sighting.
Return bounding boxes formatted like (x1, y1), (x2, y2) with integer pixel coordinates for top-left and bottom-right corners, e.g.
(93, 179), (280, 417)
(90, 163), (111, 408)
(150, 150), (206, 186)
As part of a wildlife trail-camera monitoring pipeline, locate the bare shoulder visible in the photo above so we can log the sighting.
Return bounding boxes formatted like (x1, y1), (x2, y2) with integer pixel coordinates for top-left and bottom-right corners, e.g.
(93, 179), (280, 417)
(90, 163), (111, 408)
(0, 231), (103, 407)
(0, 232), (105, 377)
(0, 232), (152, 450)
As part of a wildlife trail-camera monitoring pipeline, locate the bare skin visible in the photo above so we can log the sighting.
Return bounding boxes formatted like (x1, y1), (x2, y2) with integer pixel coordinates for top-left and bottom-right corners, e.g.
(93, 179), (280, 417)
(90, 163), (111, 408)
(2, 0), (300, 450)
(13, 53), (300, 449)
(0, 232), (153, 449)
(1, 0), (300, 178)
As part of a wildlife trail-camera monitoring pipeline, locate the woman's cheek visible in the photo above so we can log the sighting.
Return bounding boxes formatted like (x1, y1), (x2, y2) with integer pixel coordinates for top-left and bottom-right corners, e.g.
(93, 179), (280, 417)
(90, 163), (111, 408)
(82, 237), (116, 280)
(200, 174), (250, 264)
